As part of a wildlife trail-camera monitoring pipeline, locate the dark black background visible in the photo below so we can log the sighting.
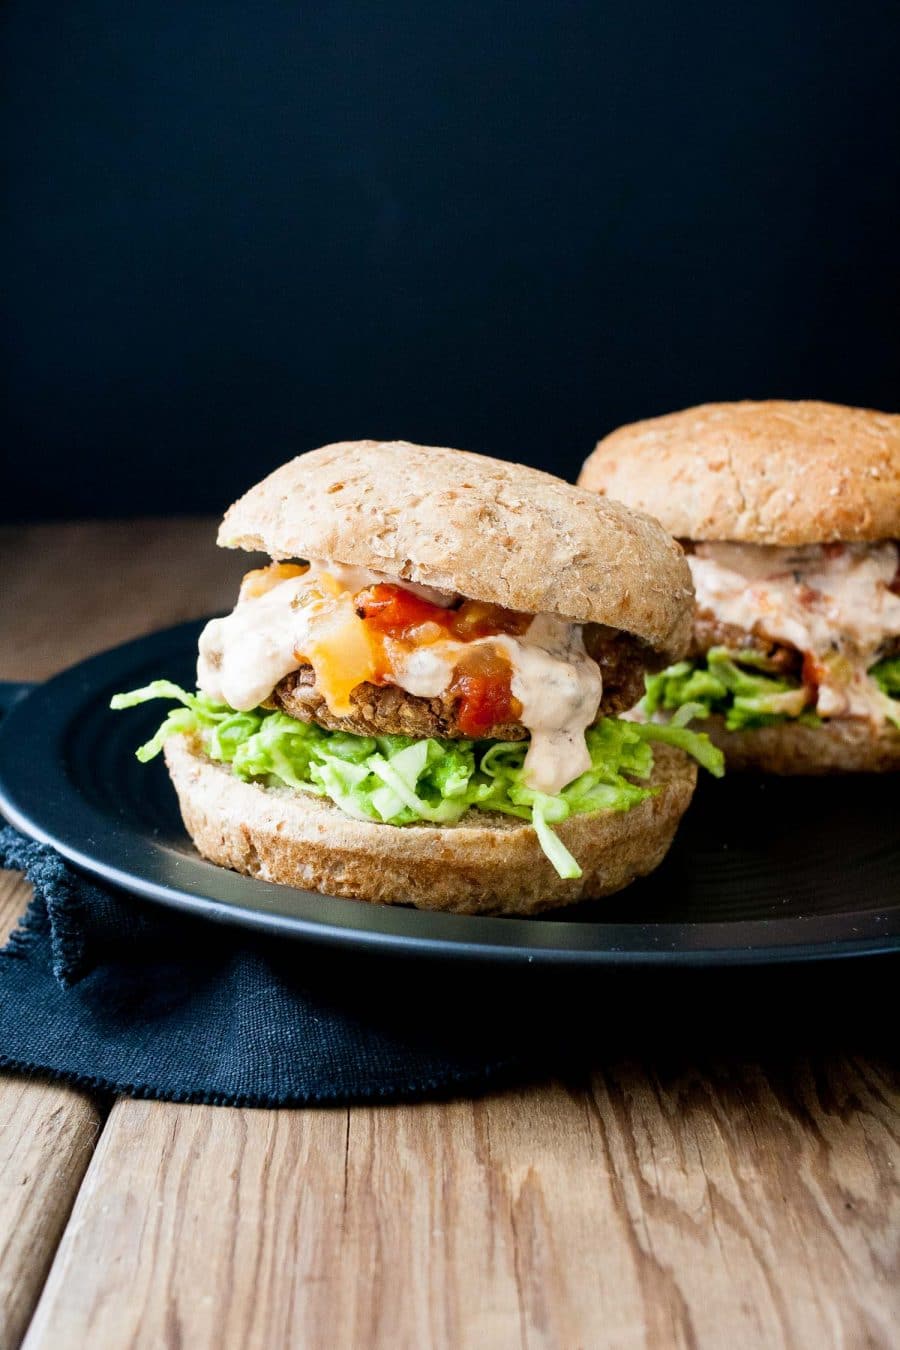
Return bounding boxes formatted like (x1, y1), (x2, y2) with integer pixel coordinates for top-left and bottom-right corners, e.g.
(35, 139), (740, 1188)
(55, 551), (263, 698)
(3, 1), (899, 522)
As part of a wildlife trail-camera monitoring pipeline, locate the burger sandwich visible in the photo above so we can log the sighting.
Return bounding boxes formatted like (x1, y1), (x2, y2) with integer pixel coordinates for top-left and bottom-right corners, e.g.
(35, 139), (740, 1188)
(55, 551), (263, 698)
(579, 401), (900, 772)
(114, 440), (720, 913)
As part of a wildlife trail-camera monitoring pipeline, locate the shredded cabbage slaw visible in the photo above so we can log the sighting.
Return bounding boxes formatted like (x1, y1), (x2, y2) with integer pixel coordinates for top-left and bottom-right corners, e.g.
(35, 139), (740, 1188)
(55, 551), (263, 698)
(111, 681), (723, 880)
(643, 646), (900, 731)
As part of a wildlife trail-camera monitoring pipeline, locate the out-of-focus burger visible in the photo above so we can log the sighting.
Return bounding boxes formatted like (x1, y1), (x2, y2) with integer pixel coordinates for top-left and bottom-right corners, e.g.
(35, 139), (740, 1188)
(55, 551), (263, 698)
(113, 440), (720, 914)
(579, 401), (900, 772)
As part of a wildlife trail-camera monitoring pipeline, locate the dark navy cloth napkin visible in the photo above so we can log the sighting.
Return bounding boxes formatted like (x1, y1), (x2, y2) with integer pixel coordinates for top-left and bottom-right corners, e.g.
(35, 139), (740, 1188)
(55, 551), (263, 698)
(0, 826), (537, 1106)
(3, 824), (899, 1107)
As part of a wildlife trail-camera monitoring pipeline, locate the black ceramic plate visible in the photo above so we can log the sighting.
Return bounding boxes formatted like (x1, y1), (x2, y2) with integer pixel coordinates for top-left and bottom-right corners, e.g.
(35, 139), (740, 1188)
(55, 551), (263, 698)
(0, 620), (898, 965)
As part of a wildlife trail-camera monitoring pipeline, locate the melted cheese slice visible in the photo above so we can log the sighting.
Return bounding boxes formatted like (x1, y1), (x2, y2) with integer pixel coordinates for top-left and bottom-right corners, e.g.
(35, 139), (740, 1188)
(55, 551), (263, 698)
(297, 600), (379, 716)
(198, 575), (379, 715)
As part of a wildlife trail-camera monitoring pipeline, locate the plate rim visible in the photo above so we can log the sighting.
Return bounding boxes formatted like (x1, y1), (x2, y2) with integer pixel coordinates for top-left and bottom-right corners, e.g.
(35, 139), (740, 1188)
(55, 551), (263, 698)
(1, 619), (899, 967)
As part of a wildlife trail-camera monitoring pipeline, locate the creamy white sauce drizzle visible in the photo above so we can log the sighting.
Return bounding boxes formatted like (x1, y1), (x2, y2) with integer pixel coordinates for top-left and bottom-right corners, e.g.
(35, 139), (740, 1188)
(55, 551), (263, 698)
(688, 541), (900, 722)
(306, 560), (457, 607)
(501, 615), (602, 793)
(197, 564), (604, 794)
(198, 574), (331, 711)
(390, 614), (603, 794)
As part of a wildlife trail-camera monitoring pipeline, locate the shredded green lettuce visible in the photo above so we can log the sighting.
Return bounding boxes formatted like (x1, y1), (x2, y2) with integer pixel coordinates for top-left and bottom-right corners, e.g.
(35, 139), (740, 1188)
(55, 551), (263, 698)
(870, 657), (900, 729)
(643, 645), (900, 732)
(871, 656), (900, 696)
(641, 647), (821, 730)
(111, 681), (723, 880)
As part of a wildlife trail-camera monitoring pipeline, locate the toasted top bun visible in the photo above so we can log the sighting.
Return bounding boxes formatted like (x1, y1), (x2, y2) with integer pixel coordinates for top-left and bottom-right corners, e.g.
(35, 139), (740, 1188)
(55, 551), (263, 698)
(579, 400), (900, 545)
(219, 439), (693, 658)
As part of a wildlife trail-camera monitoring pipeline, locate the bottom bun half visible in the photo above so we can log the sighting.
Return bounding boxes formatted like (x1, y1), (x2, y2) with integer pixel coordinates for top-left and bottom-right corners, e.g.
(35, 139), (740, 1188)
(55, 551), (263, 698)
(164, 735), (697, 916)
(703, 715), (900, 774)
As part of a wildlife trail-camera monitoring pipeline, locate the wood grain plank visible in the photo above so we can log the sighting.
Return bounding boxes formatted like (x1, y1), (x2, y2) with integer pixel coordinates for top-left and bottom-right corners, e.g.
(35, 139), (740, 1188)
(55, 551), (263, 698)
(0, 874), (105, 1350)
(587, 1058), (900, 1348)
(0, 517), (249, 681)
(22, 1099), (350, 1350)
(20, 1067), (900, 1350)
(0, 870), (33, 945)
(0, 519), (246, 1348)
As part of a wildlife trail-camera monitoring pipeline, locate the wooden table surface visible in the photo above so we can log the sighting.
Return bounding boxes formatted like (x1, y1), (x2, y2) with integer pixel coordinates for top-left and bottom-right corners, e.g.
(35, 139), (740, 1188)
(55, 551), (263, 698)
(0, 519), (898, 1350)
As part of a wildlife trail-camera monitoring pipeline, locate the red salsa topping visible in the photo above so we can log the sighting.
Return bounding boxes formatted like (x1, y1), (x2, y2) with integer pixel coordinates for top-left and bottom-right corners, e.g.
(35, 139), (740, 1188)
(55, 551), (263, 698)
(355, 584), (526, 732)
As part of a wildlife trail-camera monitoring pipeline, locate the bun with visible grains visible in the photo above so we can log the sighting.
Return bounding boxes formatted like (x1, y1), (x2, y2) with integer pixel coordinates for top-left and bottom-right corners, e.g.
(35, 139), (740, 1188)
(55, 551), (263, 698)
(165, 736), (697, 916)
(700, 716), (900, 774)
(220, 439), (693, 661)
(579, 400), (900, 546)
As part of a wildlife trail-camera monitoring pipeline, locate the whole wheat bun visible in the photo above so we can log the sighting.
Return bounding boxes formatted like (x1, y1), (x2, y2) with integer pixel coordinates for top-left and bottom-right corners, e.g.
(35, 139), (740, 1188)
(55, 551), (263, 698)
(701, 714), (900, 773)
(164, 735), (697, 916)
(219, 440), (693, 661)
(579, 401), (900, 545)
